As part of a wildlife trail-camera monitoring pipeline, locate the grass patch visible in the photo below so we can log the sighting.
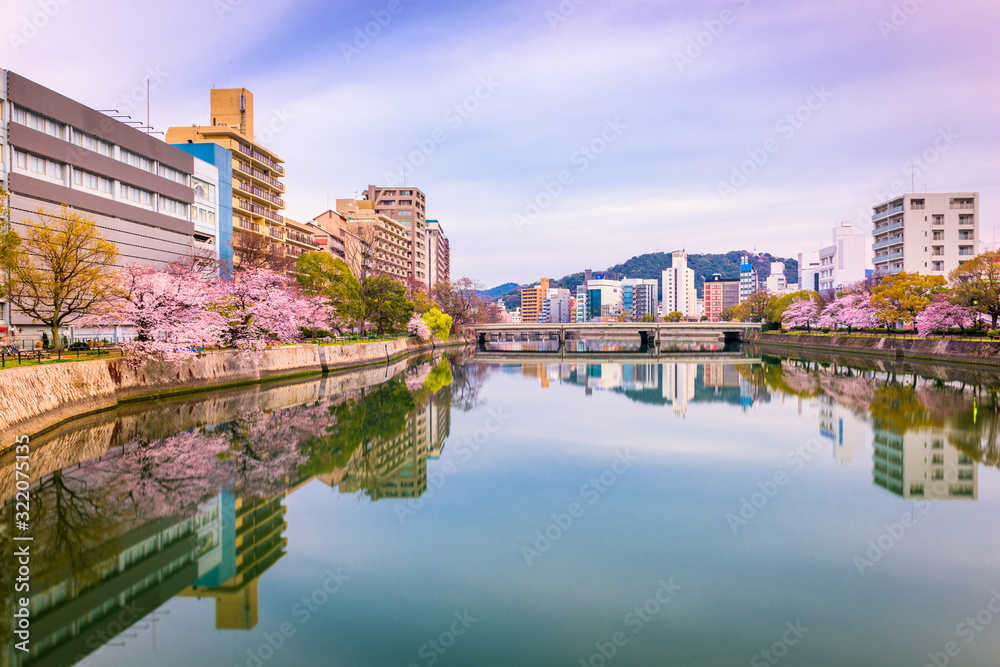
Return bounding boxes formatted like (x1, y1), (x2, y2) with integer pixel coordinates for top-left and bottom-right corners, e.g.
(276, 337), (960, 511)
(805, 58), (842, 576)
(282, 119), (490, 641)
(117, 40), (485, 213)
(0, 350), (122, 370)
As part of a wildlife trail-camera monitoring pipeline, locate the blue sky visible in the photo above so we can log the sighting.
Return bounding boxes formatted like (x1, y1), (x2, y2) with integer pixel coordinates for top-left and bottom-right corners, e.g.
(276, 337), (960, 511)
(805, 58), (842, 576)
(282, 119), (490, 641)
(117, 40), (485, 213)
(5, 0), (999, 286)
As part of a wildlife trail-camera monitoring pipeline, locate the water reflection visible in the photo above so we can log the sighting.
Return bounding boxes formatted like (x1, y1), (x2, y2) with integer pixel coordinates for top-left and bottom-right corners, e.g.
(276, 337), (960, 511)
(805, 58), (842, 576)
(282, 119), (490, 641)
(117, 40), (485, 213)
(4, 348), (1000, 665)
(0, 353), (478, 667)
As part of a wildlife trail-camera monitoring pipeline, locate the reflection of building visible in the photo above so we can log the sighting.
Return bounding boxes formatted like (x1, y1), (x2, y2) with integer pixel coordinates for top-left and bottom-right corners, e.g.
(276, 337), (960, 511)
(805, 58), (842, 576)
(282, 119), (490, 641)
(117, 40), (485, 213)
(14, 493), (239, 666)
(663, 363), (697, 417)
(818, 396), (868, 465)
(623, 364), (659, 391)
(704, 363), (741, 389)
(337, 398), (451, 500)
(180, 492), (289, 630)
(873, 428), (978, 500)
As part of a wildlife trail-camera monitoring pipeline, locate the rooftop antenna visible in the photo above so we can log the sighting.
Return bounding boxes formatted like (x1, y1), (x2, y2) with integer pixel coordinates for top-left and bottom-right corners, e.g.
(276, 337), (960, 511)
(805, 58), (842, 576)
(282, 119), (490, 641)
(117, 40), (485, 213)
(146, 78), (150, 134)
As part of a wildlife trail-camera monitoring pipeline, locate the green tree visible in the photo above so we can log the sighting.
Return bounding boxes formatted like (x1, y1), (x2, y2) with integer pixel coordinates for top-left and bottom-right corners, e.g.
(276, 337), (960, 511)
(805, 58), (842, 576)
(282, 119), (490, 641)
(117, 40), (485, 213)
(664, 311), (683, 322)
(364, 275), (413, 335)
(950, 251), (1000, 327)
(423, 307), (453, 342)
(296, 252), (360, 332)
(641, 313), (658, 323)
(870, 272), (947, 329)
(8, 207), (118, 349)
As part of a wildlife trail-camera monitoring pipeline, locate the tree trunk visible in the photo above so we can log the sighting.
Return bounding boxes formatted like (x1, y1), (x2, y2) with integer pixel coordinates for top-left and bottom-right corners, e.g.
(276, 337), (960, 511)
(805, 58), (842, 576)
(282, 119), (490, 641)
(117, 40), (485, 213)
(51, 322), (61, 351)
(992, 312), (998, 329)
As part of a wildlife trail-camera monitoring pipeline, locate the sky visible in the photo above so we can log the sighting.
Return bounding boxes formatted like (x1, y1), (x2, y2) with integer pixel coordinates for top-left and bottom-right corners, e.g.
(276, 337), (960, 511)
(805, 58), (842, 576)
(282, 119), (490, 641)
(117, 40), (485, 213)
(4, 0), (1000, 287)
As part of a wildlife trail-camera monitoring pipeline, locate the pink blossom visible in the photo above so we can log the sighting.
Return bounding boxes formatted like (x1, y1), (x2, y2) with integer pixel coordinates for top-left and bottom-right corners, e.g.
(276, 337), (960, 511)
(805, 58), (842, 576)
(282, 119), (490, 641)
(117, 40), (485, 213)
(782, 299), (820, 329)
(216, 268), (318, 349)
(407, 316), (431, 342)
(818, 293), (876, 330)
(916, 296), (975, 336)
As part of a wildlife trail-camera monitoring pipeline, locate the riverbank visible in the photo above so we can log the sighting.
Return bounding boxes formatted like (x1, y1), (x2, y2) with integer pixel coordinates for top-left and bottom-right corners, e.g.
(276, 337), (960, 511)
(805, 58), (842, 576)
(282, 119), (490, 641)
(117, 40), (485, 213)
(748, 331), (1000, 368)
(0, 337), (470, 446)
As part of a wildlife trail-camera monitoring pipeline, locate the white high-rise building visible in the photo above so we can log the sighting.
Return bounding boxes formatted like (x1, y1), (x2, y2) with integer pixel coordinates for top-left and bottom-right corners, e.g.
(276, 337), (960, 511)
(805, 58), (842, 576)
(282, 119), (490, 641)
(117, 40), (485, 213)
(872, 192), (979, 276)
(765, 262), (787, 293)
(662, 251), (697, 318)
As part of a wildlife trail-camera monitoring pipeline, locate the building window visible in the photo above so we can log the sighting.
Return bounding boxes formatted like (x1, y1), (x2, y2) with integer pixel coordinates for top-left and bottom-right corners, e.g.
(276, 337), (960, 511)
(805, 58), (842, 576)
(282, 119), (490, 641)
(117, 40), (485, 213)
(959, 230), (974, 240)
(12, 105), (64, 139)
(159, 164), (189, 185)
(959, 214), (975, 225)
(72, 131), (113, 157)
(120, 149), (154, 173)
(910, 199), (925, 210)
(959, 246), (974, 256)
(72, 169), (112, 194)
(192, 178), (216, 202)
(120, 183), (154, 207)
(13, 149), (27, 170)
(160, 197), (189, 218)
(932, 230), (943, 240)
(932, 214), (944, 225)
(950, 198), (975, 209)
(18, 151), (65, 181)
(932, 261), (944, 271)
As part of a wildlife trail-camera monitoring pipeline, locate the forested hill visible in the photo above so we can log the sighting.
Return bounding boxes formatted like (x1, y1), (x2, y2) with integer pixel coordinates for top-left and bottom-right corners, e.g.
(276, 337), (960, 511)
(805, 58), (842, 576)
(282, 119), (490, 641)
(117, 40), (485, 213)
(489, 251), (799, 309)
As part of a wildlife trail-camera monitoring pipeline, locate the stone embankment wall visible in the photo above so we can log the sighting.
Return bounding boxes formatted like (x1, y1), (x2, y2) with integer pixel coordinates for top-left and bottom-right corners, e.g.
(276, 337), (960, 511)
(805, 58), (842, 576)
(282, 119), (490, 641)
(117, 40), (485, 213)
(1, 338), (463, 444)
(749, 332), (1000, 365)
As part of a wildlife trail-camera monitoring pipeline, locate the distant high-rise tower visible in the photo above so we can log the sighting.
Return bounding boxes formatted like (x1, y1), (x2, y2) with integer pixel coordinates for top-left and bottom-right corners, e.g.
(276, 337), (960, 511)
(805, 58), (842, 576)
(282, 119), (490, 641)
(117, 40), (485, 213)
(739, 254), (758, 302)
(662, 251), (697, 317)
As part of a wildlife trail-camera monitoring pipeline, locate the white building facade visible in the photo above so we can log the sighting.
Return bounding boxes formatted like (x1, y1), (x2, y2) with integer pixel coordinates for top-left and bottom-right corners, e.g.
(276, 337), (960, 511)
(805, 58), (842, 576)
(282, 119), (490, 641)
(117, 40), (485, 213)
(662, 251), (697, 318)
(872, 192), (979, 276)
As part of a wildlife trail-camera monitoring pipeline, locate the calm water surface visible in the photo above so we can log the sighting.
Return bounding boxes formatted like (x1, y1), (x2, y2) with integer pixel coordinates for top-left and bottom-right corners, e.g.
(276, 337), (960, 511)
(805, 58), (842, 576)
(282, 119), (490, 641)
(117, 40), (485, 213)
(3, 347), (1000, 666)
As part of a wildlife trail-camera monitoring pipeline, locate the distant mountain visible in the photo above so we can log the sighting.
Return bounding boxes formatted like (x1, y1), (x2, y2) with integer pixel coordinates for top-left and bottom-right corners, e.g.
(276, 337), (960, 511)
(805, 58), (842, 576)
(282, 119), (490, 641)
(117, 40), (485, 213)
(492, 251), (799, 309)
(476, 282), (520, 301)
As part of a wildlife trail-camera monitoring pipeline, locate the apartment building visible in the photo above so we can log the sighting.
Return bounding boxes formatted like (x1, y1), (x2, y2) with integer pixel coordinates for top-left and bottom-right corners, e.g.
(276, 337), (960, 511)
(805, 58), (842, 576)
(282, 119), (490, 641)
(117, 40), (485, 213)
(310, 209), (349, 259)
(335, 199), (409, 282)
(871, 192), (979, 275)
(587, 277), (624, 319)
(703, 275), (740, 322)
(520, 278), (550, 324)
(166, 88), (288, 263)
(283, 218), (318, 261)
(425, 219), (451, 289)
(662, 251), (697, 318)
(817, 221), (869, 292)
(364, 185), (428, 283)
(174, 142), (234, 270)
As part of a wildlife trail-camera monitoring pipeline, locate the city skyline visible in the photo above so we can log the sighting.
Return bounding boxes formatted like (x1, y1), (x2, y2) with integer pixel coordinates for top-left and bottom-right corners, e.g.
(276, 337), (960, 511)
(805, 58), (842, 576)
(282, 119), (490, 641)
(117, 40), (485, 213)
(4, 0), (999, 285)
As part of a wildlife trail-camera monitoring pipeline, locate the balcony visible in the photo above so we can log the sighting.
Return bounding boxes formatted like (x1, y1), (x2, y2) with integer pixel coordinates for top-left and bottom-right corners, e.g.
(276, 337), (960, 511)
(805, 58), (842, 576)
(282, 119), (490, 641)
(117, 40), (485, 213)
(236, 143), (285, 176)
(873, 219), (904, 234)
(872, 236), (904, 250)
(874, 251), (904, 263)
(872, 205), (904, 222)
(235, 160), (284, 192)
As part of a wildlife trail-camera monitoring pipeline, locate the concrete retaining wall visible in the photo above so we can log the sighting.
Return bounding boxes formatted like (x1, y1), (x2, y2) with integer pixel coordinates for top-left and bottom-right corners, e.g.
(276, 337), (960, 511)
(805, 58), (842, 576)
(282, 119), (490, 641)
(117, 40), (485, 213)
(1, 337), (464, 444)
(749, 332), (1000, 366)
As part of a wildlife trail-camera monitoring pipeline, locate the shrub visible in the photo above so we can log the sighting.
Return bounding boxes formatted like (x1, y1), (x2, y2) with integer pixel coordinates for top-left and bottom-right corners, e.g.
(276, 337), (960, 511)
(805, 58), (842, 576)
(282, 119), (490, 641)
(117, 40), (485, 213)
(68, 341), (91, 350)
(988, 330), (1000, 339)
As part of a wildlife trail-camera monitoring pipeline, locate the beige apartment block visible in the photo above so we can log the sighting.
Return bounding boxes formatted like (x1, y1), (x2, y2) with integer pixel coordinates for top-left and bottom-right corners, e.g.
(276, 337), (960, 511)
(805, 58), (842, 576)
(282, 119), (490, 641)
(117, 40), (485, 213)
(282, 218), (318, 260)
(166, 88), (288, 261)
(872, 192), (979, 276)
(335, 199), (410, 282)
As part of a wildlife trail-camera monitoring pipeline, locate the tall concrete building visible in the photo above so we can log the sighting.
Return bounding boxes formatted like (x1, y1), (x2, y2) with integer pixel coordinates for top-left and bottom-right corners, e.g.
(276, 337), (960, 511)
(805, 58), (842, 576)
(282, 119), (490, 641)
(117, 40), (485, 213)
(425, 219), (451, 289)
(166, 88), (289, 263)
(798, 245), (822, 293)
(363, 185), (428, 284)
(662, 251), (697, 318)
(871, 192), (979, 275)
(765, 262), (788, 293)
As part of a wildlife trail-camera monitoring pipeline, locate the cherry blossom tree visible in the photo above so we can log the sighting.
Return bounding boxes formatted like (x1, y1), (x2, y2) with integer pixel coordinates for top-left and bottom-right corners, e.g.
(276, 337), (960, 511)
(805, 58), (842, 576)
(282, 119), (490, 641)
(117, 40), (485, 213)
(407, 315), (431, 342)
(818, 293), (876, 332)
(215, 268), (318, 349)
(782, 299), (820, 331)
(916, 295), (975, 336)
(80, 264), (227, 366)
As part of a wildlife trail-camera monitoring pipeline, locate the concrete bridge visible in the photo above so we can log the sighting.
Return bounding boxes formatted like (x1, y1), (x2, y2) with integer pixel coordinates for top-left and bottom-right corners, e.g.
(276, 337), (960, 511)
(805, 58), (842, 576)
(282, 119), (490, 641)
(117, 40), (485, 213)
(474, 322), (761, 355)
